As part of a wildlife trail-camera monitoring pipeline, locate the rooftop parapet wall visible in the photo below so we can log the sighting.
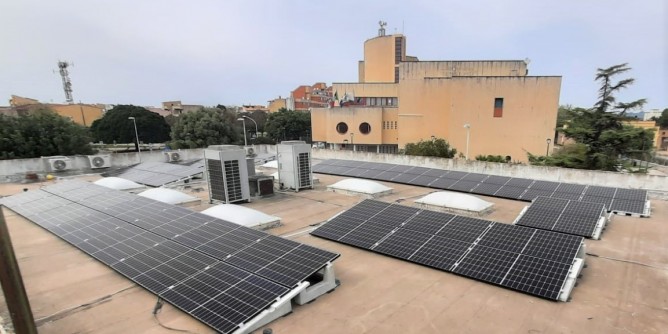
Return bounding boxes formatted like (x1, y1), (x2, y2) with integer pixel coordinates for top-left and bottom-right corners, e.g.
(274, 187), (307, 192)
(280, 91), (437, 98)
(310, 149), (668, 198)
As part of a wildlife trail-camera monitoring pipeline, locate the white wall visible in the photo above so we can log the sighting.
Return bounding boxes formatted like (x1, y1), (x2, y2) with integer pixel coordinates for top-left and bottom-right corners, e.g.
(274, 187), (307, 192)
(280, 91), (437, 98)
(310, 149), (668, 196)
(0, 149), (204, 182)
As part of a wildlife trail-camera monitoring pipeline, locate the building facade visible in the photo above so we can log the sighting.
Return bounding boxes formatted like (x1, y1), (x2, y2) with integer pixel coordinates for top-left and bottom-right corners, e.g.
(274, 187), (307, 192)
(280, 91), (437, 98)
(311, 27), (562, 161)
(267, 97), (287, 112)
(7, 95), (104, 126)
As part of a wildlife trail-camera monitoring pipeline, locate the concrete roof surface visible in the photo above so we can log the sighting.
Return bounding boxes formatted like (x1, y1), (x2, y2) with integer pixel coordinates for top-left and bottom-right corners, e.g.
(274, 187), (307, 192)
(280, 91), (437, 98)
(1, 173), (667, 334)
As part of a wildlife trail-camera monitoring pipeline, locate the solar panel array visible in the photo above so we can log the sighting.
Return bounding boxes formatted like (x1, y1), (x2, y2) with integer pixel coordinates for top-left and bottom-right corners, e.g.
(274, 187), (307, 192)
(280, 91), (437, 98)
(312, 159), (649, 216)
(311, 199), (584, 301)
(1, 181), (339, 334)
(105, 161), (205, 187)
(515, 196), (607, 238)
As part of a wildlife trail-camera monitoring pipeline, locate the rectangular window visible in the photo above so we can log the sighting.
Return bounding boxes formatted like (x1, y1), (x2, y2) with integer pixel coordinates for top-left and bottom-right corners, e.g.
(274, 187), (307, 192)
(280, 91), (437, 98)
(494, 98), (504, 118)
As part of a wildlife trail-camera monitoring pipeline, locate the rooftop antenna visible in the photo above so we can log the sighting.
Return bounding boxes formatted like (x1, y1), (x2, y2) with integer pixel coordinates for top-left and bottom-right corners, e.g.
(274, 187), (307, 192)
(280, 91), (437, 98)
(57, 61), (74, 104)
(378, 21), (387, 37)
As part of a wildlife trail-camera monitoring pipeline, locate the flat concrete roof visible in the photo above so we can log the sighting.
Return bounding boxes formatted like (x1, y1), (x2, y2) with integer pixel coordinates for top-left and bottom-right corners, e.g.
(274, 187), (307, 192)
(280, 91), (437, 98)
(1, 172), (667, 333)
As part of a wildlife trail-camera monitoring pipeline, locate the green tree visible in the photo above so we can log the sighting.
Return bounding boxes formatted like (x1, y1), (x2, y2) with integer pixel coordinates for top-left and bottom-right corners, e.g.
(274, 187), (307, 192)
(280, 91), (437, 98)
(265, 108), (311, 142)
(90, 105), (170, 151)
(538, 64), (648, 171)
(404, 138), (457, 158)
(170, 107), (239, 148)
(0, 108), (94, 159)
(656, 108), (668, 128)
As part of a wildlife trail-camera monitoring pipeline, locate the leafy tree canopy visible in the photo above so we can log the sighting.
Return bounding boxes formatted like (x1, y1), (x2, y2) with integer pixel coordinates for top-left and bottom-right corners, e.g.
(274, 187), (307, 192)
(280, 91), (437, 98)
(656, 108), (668, 128)
(90, 105), (170, 150)
(265, 108), (311, 142)
(170, 107), (239, 148)
(0, 108), (94, 159)
(535, 64), (648, 171)
(404, 138), (457, 158)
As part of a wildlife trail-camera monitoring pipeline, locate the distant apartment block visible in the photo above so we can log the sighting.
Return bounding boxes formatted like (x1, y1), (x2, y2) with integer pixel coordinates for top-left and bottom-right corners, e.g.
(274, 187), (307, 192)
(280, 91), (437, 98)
(161, 100), (203, 115)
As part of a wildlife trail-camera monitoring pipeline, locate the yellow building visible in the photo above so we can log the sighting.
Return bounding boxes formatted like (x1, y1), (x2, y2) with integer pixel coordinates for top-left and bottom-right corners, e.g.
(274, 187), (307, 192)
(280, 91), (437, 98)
(49, 103), (103, 126)
(625, 120), (661, 149)
(268, 97), (287, 113)
(9, 95), (104, 126)
(311, 25), (562, 162)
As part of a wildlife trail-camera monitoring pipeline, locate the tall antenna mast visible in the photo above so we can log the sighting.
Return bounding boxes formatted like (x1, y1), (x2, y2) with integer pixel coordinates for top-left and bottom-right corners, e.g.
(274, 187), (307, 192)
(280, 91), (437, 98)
(378, 21), (387, 36)
(57, 61), (74, 104)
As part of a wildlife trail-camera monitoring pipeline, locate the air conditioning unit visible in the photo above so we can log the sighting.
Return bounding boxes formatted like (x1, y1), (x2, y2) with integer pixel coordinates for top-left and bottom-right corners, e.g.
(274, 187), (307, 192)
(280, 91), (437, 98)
(46, 156), (72, 172)
(248, 175), (274, 197)
(204, 145), (251, 204)
(87, 155), (111, 169)
(164, 151), (181, 162)
(244, 146), (255, 156)
(277, 141), (313, 192)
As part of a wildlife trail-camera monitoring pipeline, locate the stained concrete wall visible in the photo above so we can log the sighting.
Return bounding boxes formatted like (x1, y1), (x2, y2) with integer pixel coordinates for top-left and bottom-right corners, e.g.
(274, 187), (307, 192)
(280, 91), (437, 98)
(0, 149), (204, 182)
(309, 149), (668, 196)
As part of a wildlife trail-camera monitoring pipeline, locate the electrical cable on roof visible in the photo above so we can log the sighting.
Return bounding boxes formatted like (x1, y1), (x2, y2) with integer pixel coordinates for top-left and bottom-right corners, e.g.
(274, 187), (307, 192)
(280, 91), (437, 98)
(586, 252), (667, 270)
(152, 297), (199, 334)
(34, 285), (137, 326)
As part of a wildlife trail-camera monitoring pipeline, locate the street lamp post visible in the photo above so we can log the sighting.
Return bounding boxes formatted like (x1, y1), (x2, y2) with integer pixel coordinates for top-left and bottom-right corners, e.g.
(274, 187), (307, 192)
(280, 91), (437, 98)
(463, 123), (471, 160)
(242, 116), (259, 139)
(128, 116), (141, 162)
(350, 133), (355, 152)
(546, 138), (552, 156)
(237, 118), (247, 146)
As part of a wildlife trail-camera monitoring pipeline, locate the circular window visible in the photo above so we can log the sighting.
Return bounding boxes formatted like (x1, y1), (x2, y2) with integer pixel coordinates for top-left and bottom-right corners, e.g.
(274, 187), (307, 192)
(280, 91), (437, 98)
(336, 122), (348, 134)
(359, 122), (371, 134)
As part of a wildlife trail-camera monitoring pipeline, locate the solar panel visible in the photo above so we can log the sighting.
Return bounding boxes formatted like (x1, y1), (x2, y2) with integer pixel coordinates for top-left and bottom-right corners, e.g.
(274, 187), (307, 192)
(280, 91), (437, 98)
(609, 199), (646, 214)
(429, 177), (459, 189)
(448, 180), (480, 192)
(481, 175), (511, 185)
(614, 188), (647, 201)
(312, 200), (584, 300)
(494, 185), (526, 199)
(554, 183), (587, 194)
(505, 178), (534, 188)
(108, 161), (205, 187)
(583, 186), (617, 198)
(453, 245), (518, 284)
(311, 159), (649, 216)
(515, 197), (605, 238)
(500, 255), (571, 300)
(472, 183), (503, 196)
(4, 181), (339, 333)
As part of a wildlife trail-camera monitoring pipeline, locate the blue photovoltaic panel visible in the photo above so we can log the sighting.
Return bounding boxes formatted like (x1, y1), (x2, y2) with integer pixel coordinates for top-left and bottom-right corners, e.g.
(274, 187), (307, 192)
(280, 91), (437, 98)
(2, 181), (340, 334)
(310, 159), (649, 215)
(312, 200), (583, 300)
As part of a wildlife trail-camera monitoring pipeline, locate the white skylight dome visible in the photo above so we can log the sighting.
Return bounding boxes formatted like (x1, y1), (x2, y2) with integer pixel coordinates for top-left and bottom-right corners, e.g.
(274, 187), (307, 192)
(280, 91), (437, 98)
(261, 160), (278, 169)
(328, 179), (393, 198)
(137, 188), (200, 206)
(94, 177), (144, 191)
(415, 191), (493, 215)
(201, 204), (281, 230)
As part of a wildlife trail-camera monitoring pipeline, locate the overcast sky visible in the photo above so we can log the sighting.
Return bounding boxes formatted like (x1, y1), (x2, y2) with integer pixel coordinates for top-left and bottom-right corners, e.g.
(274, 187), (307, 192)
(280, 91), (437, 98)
(1, 0), (666, 110)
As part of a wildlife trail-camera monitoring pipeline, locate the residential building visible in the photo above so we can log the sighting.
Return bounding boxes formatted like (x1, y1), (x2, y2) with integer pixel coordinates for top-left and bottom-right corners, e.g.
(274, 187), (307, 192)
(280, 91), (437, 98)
(642, 109), (663, 121)
(161, 100), (203, 115)
(6, 95), (104, 126)
(241, 105), (269, 113)
(267, 97), (287, 113)
(291, 83), (332, 111)
(311, 24), (561, 161)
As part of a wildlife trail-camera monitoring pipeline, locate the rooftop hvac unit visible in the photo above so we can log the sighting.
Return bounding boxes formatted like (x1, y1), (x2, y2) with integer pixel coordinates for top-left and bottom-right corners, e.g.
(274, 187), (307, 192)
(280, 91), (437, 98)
(244, 146), (255, 156)
(45, 156), (72, 172)
(164, 151), (181, 162)
(277, 141), (313, 192)
(204, 145), (250, 204)
(87, 155), (111, 169)
(248, 175), (274, 197)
